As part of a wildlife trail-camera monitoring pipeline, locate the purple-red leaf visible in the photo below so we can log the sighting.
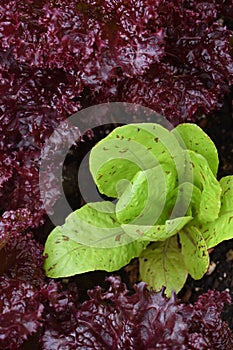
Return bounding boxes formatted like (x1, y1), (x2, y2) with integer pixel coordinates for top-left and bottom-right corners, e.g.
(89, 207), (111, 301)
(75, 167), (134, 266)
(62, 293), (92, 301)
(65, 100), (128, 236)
(0, 276), (44, 350)
(41, 277), (233, 350)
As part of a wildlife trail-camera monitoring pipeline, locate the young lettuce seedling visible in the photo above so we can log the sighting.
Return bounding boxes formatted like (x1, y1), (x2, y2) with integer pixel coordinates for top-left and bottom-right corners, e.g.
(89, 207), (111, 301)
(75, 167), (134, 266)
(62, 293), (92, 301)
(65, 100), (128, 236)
(43, 123), (233, 295)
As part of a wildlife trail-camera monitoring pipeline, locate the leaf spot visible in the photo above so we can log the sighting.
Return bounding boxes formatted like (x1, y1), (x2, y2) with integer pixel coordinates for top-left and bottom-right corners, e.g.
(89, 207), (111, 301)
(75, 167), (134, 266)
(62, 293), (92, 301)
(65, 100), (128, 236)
(62, 236), (70, 241)
(119, 148), (128, 153)
(223, 187), (230, 195)
(136, 229), (144, 235)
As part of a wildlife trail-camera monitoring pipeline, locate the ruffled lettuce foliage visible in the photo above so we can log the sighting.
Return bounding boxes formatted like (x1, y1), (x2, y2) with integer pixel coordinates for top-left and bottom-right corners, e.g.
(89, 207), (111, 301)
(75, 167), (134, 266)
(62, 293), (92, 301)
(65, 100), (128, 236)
(0, 1), (233, 349)
(0, 0), (233, 232)
(1, 217), (232, 350)
(1, 245), (233, 350)
(40, 277), (233, 350)
(44, 123), (233, 294)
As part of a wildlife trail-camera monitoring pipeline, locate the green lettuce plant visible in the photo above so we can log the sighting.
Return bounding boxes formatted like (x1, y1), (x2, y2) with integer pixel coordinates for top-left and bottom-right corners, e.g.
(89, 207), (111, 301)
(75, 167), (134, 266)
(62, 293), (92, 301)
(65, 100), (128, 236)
(43, 123), (233, 295)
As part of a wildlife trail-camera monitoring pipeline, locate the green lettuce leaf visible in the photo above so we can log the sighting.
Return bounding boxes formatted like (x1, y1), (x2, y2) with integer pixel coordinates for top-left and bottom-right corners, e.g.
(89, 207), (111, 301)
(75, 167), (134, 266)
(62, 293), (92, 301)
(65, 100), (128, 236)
(167, 182), (201, 219)
(43, 122), (232, 295)
(187, 150), (221, 223)
(179, 226), (209, 279)
(43, 201), (148, 277)
(44, 229), (147, 278)
(199, 176), (233, 248)
(219, 176), (233, 215)
(172, 123), (219, 176)
(139, 236), (188, 296)
(116, 165), (177, 225)
(121, 216), (193, 242)
(89, 123), (184, 198)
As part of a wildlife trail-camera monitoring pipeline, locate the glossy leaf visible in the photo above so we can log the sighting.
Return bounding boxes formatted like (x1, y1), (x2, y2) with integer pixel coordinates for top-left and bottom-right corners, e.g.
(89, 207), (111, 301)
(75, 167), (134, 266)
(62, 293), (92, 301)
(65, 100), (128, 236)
(41, 277), (233, 350)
